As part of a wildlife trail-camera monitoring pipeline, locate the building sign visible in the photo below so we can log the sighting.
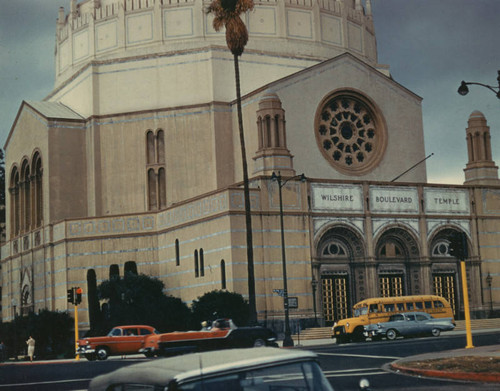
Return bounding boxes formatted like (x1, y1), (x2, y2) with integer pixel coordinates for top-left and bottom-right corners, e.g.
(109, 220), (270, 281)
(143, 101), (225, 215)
(311, 184), (363, 212)
(288, 297), (298, 309)
(424, 188), (470, 215)
(370, 186), (419, 214)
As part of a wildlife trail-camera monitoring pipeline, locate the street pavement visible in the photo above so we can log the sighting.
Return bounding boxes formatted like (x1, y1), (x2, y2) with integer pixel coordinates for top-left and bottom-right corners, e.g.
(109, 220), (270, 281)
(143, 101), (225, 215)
(2, 329), (499, 385)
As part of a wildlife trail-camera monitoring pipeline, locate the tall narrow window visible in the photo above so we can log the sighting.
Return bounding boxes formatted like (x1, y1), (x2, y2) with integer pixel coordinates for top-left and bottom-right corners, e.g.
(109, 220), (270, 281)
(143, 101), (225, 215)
(175, 239), (180, 266)
(199, 249), (204, 277)
(110, 264), (120, 280)
(194, 250), (199, 278)
(220, 260), (226, 289)
(145, 129), (167, 210)
(21, 160), (30, 232)
(33, 153), (43, 228)
(10, 167), (20, 237)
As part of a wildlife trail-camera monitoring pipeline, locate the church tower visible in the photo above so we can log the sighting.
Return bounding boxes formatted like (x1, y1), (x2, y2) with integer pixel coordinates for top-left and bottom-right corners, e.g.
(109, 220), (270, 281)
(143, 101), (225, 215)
(464, 111), (500, 186)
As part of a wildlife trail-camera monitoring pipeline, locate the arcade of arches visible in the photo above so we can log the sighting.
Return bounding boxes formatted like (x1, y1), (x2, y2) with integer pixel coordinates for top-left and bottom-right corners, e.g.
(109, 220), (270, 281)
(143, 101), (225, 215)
(315, 225), (466, 324)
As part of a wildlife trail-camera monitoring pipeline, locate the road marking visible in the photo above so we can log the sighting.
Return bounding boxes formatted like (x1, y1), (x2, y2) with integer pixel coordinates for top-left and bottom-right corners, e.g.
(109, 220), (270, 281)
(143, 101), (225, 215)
(318, 352), (401, 359)
(325, 371), (389, 377)
(0, 378), (90, 388)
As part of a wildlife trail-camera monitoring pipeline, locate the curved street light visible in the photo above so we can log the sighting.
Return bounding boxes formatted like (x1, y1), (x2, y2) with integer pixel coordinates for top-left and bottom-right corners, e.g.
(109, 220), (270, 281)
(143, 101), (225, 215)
(271, 171), (306, 347)
(458, 70), (500, 99)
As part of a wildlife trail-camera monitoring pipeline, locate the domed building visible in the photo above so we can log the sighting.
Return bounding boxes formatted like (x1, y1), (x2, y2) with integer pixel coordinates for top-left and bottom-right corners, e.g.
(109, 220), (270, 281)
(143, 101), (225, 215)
(2, 0), (499, 331)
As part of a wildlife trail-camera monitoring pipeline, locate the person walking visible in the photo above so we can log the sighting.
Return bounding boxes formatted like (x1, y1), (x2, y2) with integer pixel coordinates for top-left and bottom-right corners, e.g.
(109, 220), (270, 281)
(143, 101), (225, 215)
(26, 336), (35, 362)
(0, 341), (5, 362)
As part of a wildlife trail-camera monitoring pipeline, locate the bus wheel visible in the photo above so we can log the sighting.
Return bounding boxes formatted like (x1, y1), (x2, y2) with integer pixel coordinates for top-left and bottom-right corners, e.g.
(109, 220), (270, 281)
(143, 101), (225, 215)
(352, 328), (365, 342)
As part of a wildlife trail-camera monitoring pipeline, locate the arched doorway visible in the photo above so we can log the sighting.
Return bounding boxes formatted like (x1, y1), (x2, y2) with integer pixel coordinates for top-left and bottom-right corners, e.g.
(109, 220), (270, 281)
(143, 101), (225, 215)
(375, 227), (420, 297)
(429, 228), (465, 317)
(316, 225), (365, 325)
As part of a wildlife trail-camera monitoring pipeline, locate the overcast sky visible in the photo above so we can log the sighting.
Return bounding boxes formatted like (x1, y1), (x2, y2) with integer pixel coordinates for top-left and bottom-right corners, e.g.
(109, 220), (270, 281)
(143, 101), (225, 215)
(1, 0), (499, 184)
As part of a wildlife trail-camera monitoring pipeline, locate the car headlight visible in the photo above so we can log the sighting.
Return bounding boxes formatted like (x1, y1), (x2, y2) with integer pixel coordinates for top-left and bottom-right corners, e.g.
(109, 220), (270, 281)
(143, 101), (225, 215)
(345, 322), (349, 329)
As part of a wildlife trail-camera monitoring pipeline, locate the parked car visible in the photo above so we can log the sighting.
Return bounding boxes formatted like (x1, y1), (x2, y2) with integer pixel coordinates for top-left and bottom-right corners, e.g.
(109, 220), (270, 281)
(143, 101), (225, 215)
(141, 318), (278, 357)
(363, 311), (455, 340)
(89, 347), (369, 391)
(77, 325), (159, 360)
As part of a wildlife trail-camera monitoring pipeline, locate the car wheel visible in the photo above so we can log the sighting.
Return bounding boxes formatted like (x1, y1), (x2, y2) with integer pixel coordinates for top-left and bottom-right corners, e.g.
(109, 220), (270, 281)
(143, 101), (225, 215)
(386, 329), (398, 341)
(84, 353), (96, 361)
(253, 338), (265, 347)
(95, 346), (109, 360)
(431, 328), (441, 337)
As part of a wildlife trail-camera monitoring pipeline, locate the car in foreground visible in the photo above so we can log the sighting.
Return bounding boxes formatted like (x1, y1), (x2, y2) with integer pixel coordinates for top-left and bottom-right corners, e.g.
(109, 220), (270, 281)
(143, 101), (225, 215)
(88, 347), (353, 391)
(363, 311), (455, 340)
(141, 318), (278, 357)
(77, 325), (159, 360)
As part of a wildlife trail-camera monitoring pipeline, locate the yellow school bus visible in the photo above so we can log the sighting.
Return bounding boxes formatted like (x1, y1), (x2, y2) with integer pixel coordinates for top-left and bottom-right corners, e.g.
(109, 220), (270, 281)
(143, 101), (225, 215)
(331, 295), (454, 343)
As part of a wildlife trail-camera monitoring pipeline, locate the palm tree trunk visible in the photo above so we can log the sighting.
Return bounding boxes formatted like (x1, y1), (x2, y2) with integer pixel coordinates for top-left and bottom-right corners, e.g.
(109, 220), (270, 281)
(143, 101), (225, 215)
(233, 53), (257, 324)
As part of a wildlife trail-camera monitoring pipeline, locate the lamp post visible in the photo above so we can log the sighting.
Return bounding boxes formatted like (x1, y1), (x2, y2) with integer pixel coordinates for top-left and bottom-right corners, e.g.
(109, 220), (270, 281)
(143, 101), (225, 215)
(311, 279), (318, 326)
(271, 171), (306, 347)
(486, 273), (493, 318)
(457, 70), (500, 99)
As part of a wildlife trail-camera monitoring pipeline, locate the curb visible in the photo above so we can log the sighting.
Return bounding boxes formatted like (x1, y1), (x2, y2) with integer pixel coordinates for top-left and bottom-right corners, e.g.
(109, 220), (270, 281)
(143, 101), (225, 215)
(390, 362), (500, 383)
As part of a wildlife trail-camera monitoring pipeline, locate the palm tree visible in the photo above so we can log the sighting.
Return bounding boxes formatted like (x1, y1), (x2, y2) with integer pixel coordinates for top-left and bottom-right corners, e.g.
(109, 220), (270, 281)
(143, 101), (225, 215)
(207, 0), (257, 324)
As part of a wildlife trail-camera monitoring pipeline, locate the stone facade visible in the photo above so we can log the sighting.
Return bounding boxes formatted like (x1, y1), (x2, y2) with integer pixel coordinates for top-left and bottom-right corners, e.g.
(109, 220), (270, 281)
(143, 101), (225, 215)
(2, 0), (499, 331)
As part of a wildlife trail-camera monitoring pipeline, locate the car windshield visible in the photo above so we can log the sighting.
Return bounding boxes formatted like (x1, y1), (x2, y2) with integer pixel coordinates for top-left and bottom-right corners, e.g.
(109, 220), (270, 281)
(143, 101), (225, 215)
(178, 361), (334, 391)
(354, 306), (368, 317)
(107, 328), (122, 337)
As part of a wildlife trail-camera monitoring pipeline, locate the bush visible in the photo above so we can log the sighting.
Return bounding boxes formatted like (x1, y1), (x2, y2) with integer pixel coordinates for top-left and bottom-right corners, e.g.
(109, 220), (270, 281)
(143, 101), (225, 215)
(190, 290), (249, 328)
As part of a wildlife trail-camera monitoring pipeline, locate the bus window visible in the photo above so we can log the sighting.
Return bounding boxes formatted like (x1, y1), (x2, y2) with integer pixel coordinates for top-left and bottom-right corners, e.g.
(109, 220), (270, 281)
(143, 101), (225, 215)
(369, 304), (379, 313)
(424, 301), (432, 309)
(407, 302), (414, 311)
(384, 304), (395, 312)
(434, 300), (444, 308)
(415, 302), (423, 310)
(396, 303), (405, 311)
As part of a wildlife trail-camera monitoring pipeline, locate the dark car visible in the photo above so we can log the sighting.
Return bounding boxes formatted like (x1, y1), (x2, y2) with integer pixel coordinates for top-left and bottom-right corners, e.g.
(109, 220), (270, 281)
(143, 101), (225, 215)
(141, 318), (278, 357)
(88, 347), (339, 391)
(364, 311), (455, 340)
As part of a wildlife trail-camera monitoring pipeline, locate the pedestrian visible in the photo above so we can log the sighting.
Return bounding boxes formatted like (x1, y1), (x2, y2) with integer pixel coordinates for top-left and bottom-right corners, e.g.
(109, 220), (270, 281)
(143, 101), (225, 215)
(26, 336), (35, 362)
(0, 341), (5, 362)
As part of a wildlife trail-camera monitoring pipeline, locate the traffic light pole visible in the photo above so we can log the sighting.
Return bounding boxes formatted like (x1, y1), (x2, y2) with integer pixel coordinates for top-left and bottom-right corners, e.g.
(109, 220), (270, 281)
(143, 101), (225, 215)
(74, 303), (80, 360)
(460, 261), (474, 349)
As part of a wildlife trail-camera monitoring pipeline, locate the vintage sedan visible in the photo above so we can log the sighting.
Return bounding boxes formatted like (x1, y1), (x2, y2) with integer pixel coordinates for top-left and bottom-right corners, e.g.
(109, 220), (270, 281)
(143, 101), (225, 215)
(364, 311), (455, 340)
(88, 347), (347, 391)
(141, 318), (278, 357)
(77, 325), (159, 360)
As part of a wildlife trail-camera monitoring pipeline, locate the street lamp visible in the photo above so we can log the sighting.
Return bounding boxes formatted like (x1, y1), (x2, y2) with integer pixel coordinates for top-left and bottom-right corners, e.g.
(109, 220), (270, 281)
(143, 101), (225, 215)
(271, 171), (306, 347)
(311, 279), (318, 326)
(486, 273), (493, 318)
(458, 70), (500, 99)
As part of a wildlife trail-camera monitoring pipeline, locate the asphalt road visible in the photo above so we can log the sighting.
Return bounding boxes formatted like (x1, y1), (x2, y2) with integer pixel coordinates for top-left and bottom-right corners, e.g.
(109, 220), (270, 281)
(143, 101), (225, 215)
(0, 331), (498, 391)
(307, 331), (500, 390)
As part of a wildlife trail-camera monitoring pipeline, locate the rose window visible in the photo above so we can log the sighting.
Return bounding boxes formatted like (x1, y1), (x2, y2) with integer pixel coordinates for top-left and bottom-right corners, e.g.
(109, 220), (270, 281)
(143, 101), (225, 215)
(315, 93), (386, 175)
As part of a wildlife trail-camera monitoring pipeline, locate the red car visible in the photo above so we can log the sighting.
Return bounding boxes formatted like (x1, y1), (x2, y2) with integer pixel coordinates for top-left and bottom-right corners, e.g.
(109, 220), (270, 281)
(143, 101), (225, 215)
(77, 325), (159, 360)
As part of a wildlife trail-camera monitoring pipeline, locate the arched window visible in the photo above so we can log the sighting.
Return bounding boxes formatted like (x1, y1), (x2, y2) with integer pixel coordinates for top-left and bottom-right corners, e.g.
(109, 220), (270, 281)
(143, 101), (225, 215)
(220, 260), (226, 289)
(145, 129), (167, 211)
(9, 167), (20, 237)
(194, 250), (199, 278)
(33, 153), (43, 228)
(21, 160), (30, 232)
(175, 239), (180, 266)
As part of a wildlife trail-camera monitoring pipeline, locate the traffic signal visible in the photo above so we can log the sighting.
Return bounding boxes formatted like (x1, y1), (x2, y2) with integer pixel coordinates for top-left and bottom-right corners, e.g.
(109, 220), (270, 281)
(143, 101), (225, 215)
(67, 288), (74, 304)
(75, 287), (83, 305)
(448, 231), (468, 260)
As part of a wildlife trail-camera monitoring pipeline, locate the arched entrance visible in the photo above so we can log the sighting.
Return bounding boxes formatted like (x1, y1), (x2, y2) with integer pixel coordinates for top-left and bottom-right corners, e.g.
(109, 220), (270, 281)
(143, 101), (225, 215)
(429, 228), (466, 317)
(316, 225), (365, 325)
(375, 227), (420, 297)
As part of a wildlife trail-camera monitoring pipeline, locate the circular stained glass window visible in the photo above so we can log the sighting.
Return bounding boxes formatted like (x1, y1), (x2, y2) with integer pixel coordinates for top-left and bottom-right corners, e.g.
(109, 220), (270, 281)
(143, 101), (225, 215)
(315, 92), (386, 175)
